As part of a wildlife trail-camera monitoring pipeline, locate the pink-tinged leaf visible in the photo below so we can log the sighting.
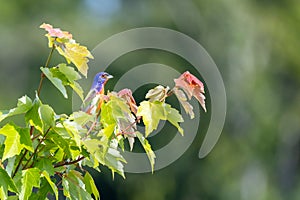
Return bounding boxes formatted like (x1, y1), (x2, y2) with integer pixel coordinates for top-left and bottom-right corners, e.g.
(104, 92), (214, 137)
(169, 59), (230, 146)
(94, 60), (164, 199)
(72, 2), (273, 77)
(174, 71), (206, 112)
(118, 89), (138, 114)
(40, 23), (72, 39)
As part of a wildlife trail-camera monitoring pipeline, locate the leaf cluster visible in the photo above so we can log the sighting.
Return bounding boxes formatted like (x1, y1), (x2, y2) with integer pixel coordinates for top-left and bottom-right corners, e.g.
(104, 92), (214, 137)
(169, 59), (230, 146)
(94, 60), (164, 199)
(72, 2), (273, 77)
(0, 23), (206, 199)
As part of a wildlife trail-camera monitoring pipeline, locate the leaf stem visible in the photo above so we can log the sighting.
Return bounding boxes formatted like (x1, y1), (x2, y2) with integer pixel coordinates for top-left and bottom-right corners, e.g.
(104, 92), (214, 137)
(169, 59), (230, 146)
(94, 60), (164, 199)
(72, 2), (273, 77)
(166, 88), (175, 98)
(54, 156), (85, 168)
(37, 44), (55, 96)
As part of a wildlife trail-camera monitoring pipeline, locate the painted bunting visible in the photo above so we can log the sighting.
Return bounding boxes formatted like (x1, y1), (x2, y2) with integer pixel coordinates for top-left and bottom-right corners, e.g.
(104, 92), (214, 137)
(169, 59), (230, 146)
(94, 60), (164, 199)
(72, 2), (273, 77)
(81, 72), (113, 115)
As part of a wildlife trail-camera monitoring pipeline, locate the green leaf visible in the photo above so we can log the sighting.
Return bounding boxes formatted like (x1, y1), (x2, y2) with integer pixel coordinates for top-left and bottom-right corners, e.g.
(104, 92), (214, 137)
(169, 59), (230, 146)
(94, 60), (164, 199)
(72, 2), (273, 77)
(104, 148), (126, 179)
(62, 121), (82, 149)
(58, 64), (84, 100)
(69, 111), (94, 126)
(70, 81), (84, 101)
(25, 96), (43, 133)
(84, 171), (100, 200)
(83, 139), (102, 155)
(163, 103), (184, 135)
(62, 170), (92, 200)
(47, 129), (72, 159)
(36, 158), (55, 176)
(100, 124), (115, 139)
(100, 94), (132, 128)
(6, 156), (16, 176)
(41, 67), (68, 98)
(136, 132), (156, 173)
(19, 127), (34, 152)
(20, 168), (40, 200)
(28, 179), (50, 200)
(58, 63), (81, 81)
(0, 168), (19, 198)
(39, 104), (55, 132)
(136, 101), (166, 137)
(0, 123), (33, 160)
(7, 196), (19, 200)
(137, 101), (184, 137)
(0, 95), (33, 122)
(41, 171), (58, 200)
(83, 139), (126, 178)
(41, 65), (84, 100)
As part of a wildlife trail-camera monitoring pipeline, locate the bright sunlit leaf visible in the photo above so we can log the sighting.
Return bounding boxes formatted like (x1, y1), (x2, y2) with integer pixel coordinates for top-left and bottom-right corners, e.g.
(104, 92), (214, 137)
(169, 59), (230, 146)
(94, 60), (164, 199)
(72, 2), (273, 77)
(0, 168), (19, 199)
(20, 168), (40, 200)
(0, 123), (33, 161)
(0, 95), (33, 122)
(136, 131), (156, 173)
(84, 171), (100, 200)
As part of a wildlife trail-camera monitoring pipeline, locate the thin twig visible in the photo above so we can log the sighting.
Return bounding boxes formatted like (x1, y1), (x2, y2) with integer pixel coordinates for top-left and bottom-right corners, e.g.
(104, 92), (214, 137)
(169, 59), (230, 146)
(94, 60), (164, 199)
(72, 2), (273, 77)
(12, 150), (27, 178)
(37, 44), (55, 96)
(22, 127), (51, 170)
(115, 116), (141, 137)
(54, 156), (85, 168)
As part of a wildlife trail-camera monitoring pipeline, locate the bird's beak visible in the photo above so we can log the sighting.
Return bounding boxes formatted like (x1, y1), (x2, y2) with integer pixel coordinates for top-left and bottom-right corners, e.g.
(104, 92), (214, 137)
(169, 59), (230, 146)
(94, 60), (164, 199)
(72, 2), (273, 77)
(107, 74), (113, 79)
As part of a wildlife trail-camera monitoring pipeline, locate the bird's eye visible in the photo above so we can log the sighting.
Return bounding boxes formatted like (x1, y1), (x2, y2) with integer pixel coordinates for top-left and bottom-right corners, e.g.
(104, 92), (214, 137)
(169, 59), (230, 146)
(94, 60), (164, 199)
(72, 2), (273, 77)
(101, 74), (106, 78)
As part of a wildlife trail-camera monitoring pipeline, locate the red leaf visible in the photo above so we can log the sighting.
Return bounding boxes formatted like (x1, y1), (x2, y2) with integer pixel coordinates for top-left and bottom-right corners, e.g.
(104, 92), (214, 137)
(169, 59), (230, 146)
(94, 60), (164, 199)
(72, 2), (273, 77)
(118, 89), (138, 114)
(174, 71), (206, 112)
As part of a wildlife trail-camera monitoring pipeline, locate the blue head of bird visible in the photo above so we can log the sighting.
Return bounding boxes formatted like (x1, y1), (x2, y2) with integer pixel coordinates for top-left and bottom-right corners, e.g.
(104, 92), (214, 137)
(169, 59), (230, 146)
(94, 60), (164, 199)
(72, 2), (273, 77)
(91, 72), (113, 93)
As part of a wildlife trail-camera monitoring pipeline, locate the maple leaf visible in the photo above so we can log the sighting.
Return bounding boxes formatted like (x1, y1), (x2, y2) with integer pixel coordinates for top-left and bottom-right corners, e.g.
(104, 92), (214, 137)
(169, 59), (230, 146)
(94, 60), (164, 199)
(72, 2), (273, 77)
(174, 71), (206, 112)
(40, 23), (72, 39)
(137, 101), (183, 137)
(55, 42), (93, 77)
(40, 23), (94, 77)
(145, 85), (169, 102)
(173, 88), (195, 119)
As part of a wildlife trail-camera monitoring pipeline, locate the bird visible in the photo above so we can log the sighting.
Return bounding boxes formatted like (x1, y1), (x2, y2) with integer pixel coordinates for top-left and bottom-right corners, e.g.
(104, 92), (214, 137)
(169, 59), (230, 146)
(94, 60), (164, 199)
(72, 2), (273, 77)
(81, 72), (113, 115)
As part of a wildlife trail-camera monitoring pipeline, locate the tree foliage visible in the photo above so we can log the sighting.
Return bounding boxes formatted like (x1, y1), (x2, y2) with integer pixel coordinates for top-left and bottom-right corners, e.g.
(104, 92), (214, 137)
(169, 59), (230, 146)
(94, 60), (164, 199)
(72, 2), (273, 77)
(0, 23), (206, 199)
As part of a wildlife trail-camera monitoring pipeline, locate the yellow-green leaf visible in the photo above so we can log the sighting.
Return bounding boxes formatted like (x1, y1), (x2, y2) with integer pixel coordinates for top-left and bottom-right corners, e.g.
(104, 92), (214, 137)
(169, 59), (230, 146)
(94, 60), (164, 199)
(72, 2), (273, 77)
(0, 95), (33, 122)
(0, 124), (33, 161)
(136, 131), (156, 173)
(84, 171), (100, 200)
(56, 43), (93, 77)
(163, 103), (184, 135)
(20, 168), (40, 200)
(136, 101), (166, 137)
(0, 168), (19, 199)
(41, 67), (68, 98)
(41, 171), (58, 200)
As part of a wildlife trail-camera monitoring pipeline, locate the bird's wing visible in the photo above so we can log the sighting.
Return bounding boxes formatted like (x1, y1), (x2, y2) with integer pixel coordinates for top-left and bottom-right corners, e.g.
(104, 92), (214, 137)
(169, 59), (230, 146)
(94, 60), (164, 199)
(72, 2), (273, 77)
(81, 88), (99, 114)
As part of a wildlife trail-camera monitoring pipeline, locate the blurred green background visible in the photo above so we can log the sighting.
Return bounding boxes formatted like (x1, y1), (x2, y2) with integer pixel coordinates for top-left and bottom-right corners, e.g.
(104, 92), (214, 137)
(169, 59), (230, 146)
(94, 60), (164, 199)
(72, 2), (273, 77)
(0, 0), (300, 199)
